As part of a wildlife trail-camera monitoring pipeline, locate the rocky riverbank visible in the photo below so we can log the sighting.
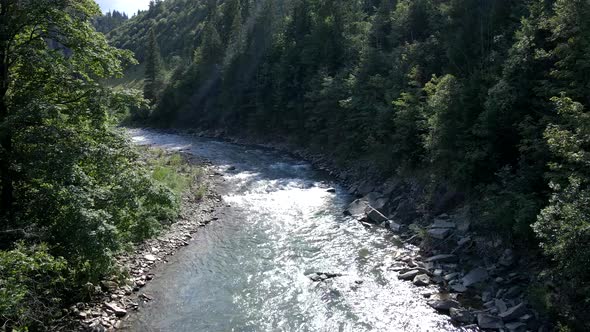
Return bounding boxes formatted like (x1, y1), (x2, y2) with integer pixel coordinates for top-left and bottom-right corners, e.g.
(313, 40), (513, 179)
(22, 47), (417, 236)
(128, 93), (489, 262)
(54, 149), (225, 332)
(181, 128), (553, 332)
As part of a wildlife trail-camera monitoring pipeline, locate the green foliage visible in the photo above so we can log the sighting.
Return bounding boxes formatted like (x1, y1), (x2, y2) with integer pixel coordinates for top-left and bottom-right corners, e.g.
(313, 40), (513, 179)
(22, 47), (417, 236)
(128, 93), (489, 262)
(534, 96), (590, 288)
(0, 1), (185, 329)
(0, 243), (67, 331)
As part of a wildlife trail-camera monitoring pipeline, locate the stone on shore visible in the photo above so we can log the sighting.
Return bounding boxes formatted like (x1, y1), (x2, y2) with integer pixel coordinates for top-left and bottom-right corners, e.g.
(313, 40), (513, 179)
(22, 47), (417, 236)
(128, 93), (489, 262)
(477, 313), (504, 330)
(462, 267), (489, 287)
(398, 270), (420, 280)
(427, 299), (460, 312)
(425, 254), (457, 263)
(104, 303), (127, 317)
(499, 303), (527, 322)
(450, 307), (474, 324)
(413, 274), (431, 286)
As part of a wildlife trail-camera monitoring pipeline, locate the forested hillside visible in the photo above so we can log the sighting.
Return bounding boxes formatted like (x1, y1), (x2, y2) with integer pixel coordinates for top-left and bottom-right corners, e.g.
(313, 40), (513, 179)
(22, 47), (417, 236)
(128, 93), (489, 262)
(112, 0), (590, 328)
(0, 1), (186, 330)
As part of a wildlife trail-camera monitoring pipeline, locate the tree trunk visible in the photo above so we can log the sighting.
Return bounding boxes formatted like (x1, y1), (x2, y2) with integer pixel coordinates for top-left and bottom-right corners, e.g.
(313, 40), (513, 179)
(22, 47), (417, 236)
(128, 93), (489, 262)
(0, 0), (13, 219)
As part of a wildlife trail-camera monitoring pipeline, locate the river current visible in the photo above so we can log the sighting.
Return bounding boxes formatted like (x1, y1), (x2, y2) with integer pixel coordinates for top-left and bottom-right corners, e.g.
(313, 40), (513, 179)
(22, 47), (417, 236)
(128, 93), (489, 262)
(124, 129), (466, 332)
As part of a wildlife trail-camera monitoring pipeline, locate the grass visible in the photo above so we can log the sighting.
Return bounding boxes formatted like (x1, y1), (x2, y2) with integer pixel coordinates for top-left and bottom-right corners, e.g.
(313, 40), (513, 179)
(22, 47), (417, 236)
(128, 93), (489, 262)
(139, 147), (205, 198)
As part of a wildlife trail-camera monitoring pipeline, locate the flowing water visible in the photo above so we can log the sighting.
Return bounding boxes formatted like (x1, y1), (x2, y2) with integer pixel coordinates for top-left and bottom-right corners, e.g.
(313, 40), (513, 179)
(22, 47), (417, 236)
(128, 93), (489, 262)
(125, 129), (468, 332)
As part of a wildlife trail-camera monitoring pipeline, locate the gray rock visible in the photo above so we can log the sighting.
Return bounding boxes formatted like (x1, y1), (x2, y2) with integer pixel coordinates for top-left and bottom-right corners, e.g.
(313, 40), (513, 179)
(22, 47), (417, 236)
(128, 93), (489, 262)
(462, 268), (489, 287)
(457, 236), (471, 247)
(450, 283), (467, 293)
(428, 228), (452, 240)
(144, 254), (157, 262)
(366, 207), (389, 224)
(450, 308), (475, 324)
(413, 274), (431, 286)
(482, 291), (492, 302)
(357, 181), (375, 196)
(388, 221), (401, 232)
(499, 249), (515, 267)
(364, 192), (387, 210)
(100, 280), (118, 292)
(499, 303), (527, 322)
(444, 273), (459, 281)
(398, 270), (420, 280)
(104, 303), (127, 317)
(344, 199), (369, 220)
(430, 220), (456, 229)
(505, 322), (527, 332)
(425, 254), (457, 263)
(477, 314), (504, 330)
(495, 299), (508, 313)
(503, 286), (522, 299)
(427, 299), (460, 312)
(326, 188), (336, 193)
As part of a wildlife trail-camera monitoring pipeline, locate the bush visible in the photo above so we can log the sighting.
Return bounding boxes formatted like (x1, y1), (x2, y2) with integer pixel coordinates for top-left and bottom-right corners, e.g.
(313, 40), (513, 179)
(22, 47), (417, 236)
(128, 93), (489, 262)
(0, 243), (68, 331)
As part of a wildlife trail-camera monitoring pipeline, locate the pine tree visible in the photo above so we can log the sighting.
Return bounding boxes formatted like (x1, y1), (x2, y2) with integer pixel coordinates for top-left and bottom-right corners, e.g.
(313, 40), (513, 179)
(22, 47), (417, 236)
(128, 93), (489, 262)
(144, 27), (163, 104)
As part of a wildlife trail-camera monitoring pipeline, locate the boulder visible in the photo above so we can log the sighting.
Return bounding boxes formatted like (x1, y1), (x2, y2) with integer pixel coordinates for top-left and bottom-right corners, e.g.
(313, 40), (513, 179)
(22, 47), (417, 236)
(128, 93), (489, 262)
(413, 274), (431, 286)
(425, 254), (457, 263)
(326, 188), (336, 193)
(462, 268), (489, 287)
(428, 228), (452, 240)
(499, 249), (515, 267)
(144, 254), (157, 262)
(505, 322), (527, 332)
(449, 308), (475, 324)
(430, 220), (456, 229)
(364, 192), (387, 210)
(100, 280), (118, 292)
(398, 270), (420, 281)
(366, 207), (389, 224)
(450, 283), (467, 293)
(477, 314), (504, 330)
(499, 303), (527, 322)
(503, 286), (522, 299)
(427, 299), (460, 312)
(388, 221), (401, 232)
(494, 299), (508, 313)
(104, 303), (127, 317)
(344, 199), (369, 220)
(443, 273), (459, 281)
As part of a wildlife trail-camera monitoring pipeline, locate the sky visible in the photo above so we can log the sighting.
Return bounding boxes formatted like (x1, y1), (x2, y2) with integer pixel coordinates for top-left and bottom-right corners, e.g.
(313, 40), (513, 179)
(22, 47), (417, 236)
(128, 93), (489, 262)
(96, 0), (151, 16)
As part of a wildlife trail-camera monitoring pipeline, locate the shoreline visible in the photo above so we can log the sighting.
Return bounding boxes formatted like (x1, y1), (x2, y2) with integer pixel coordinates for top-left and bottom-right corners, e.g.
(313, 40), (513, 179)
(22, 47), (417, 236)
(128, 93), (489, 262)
(56, 147), (224, 332)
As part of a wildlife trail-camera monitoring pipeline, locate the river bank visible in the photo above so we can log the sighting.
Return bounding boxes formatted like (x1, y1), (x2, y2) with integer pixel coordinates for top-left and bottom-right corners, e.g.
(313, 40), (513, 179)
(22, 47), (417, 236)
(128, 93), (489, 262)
(176, 128), (553, 332)
(55, 146), (225, 332)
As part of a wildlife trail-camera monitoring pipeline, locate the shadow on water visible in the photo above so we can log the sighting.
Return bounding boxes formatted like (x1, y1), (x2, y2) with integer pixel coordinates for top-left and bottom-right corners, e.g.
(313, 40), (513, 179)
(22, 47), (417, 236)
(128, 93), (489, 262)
(123, 129), (472, 332)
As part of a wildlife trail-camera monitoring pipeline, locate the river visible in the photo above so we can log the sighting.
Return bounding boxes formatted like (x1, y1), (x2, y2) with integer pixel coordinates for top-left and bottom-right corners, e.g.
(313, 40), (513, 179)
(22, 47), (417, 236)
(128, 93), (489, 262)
(124, 129), (468, 332)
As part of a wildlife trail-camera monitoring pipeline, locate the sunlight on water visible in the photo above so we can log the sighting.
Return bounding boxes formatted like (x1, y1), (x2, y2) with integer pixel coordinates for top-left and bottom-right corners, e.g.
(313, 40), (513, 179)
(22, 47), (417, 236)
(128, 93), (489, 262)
(124, 129), (469, 332)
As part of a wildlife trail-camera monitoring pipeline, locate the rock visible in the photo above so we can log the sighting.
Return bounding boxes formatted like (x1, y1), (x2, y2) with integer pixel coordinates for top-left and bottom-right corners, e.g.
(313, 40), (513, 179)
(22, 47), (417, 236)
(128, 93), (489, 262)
(450, 283), (467, 293)
(462, 268), (489, 287)
(398, 270), (420, 280)
(326, 188), (336, 193)
(144, 254), (157, 262)
(427, 299), (460, 312)
(100, 280), (118, 292)
(443, 273), (459, 281)
(388, 221), (401, 232)
(430, 220), (456, 229)
(366, 207), (389, 224)
(344, 199), (369, 220)
(450, 308), (475, 324)
(499, 249), (515, 267)
(357, 181), (375, 196)
(413, 274), (431, 286)
(428, 228), (452, 240)
(503, 286), (522, 299)
(495, 299), (508, 313)
(457, 236), (471, 247)
(364, 192), (387, 210)
(477, 314), (504, 330)
(499, 303), (527, 322)
(104, 303), (127, 317)
(482, 291), (492, 302)
(227, 166), (236, 171)
(505, 322), (527, 332)
(425, 254), (457, 263)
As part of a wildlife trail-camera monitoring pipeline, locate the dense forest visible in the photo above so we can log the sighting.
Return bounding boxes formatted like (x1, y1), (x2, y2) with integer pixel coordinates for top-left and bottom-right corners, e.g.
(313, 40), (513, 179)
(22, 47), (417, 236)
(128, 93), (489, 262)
(93, 10), (129, 34)
(108, 0), (589, 328)
(0, 1), (185, 330)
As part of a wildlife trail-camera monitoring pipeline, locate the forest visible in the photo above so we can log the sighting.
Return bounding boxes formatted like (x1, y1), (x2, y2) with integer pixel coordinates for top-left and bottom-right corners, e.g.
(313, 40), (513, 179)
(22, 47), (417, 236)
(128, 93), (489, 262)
(0, 0), (589, 330)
